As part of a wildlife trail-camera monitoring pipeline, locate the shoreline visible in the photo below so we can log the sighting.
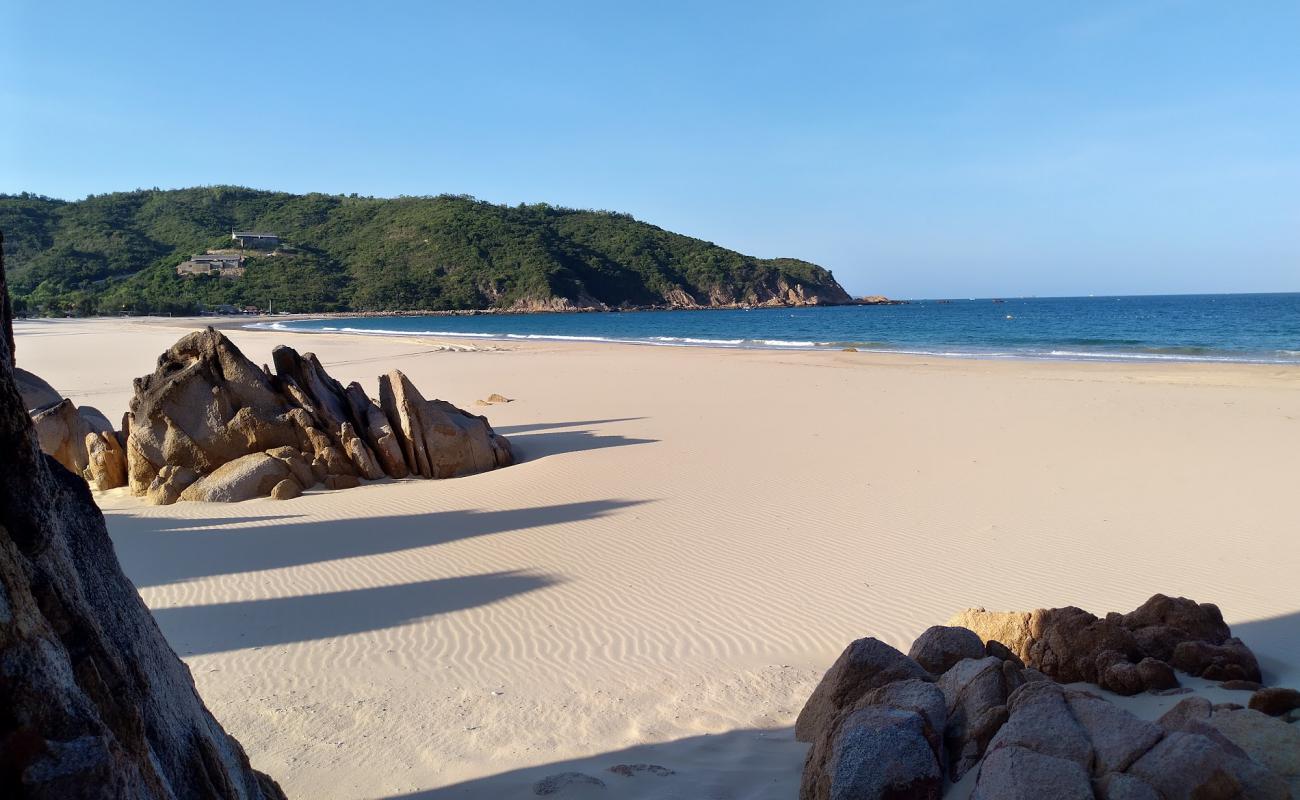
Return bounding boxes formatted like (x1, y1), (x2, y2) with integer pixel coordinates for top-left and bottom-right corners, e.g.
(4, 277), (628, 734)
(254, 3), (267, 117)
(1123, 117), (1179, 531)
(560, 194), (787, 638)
(232, 316), (1300, 368)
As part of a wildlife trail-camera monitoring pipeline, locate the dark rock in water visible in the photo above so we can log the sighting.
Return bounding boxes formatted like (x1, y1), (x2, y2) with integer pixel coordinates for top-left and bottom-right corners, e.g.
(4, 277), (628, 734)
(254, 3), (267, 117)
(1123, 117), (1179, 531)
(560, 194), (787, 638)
(532, 771), (606, 795)
(907, 625), (985, 675)
(794, 637), (930, 743)
(1250, 687), (1300, 717)
(0, 240), (285, 798)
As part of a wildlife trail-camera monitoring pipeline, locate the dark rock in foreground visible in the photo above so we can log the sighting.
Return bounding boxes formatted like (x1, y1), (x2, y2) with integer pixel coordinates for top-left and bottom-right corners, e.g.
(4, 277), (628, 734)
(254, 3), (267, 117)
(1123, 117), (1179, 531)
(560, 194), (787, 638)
(0, 238), (285, 798)
(799, 594), (1297, 799)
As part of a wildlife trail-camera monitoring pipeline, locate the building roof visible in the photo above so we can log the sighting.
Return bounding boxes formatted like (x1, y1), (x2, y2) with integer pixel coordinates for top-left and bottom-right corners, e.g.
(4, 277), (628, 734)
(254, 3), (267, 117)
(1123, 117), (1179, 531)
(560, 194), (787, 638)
(231, 231), (279, 238)
(190, 254), (243, 262)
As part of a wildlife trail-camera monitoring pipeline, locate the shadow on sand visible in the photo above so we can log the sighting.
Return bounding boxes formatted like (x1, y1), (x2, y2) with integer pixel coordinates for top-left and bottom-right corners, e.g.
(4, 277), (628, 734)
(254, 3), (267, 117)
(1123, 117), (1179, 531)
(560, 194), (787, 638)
(500, 417), (656, 461)
(107, 499), (646, 588)
(155, 570), (559, 656)
(380, 725), (804, 799)
(1233, 610), (1300, 684)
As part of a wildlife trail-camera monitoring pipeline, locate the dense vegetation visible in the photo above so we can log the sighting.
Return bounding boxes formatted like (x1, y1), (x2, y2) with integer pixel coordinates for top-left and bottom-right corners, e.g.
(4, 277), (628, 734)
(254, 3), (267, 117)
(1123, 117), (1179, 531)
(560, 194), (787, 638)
(0, 187), (849, 315)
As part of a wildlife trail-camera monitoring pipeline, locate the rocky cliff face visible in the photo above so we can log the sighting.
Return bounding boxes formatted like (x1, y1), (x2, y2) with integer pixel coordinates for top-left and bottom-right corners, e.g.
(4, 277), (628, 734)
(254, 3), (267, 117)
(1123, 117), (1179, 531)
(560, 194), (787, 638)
(0, 235), (285, 798)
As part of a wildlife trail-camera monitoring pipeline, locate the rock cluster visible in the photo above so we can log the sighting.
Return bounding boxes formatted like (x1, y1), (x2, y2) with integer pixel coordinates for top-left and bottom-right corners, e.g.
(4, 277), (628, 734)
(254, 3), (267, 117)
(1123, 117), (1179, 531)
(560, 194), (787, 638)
(950, 594), (1259, 695)
(798, 595), (1298, 800)
(0, 240), (285, 798)
(106, 327), (509, 503)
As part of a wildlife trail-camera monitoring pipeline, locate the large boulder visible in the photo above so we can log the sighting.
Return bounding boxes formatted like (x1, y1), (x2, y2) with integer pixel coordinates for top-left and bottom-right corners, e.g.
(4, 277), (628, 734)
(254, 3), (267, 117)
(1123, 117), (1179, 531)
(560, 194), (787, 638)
(0, 241), (285, 798)
(971, 745), (1093, 800)
(177, 453), (295, 503)
(1126, 731), (1290, 799)
(15, 366), (61, 411)
(794, 637), (931, 743)
(126, 328), (295, 492)
(800, 706), (942, 800)
(379, 369), (513, 478)
(908, 625), (986, 675)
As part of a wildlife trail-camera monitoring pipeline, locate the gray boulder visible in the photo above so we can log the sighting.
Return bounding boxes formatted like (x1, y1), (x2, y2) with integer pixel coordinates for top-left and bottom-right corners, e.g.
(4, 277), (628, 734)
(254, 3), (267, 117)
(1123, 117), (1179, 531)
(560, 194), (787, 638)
(971, 745), (1093, 800)
(801, 706), (942, 800)
(907, 625), (985, 675)
(795, 637), (930, 743)
(937, 656), (1021, 779)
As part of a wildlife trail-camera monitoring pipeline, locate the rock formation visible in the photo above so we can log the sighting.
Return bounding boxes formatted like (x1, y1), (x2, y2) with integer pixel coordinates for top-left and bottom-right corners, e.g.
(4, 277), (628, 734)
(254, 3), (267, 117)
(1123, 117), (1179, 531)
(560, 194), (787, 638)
(799, 594), (1298, 800)
(113, 327), (512, 503)
(950, 594), (1258, 695)
(0, 236), (285, 798)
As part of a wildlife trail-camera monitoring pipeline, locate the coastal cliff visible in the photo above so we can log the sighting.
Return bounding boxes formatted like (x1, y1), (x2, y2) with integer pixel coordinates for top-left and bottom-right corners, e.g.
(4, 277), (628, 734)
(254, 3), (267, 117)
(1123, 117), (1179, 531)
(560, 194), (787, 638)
(1, 188), (853, 315)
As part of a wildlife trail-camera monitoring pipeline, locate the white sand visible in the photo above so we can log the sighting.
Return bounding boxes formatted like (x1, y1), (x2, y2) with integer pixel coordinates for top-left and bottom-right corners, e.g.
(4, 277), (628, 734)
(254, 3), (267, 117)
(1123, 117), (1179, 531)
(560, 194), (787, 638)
(15, 317), (1300, 799)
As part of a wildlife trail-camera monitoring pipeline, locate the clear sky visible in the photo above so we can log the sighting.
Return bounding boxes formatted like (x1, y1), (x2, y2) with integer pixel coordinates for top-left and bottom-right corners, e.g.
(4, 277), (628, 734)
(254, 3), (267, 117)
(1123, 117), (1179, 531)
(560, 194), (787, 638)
(3, 1), (1298, 298)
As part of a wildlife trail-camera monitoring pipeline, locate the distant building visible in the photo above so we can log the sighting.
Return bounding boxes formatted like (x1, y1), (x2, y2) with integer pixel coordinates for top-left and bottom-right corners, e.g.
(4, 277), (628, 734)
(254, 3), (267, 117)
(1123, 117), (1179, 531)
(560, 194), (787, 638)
(231, 230), (280, 249)
(176, 253), (246, 278)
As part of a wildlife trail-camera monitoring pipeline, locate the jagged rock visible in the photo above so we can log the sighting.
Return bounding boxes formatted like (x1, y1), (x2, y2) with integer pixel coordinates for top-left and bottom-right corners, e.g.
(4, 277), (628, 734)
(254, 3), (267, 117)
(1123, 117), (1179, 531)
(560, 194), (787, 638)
(0, 243), (285, 798)
(1136, 656), (1177, 690)
(269, 479), (302, 500)
(32, 397), (93, 474)
(379, 369), (513, 479)
(345, 381), (408, 479)
(1126, 730), (1290, 799)
(1222, 679), (1265, 692)
(971, 745), (1093, 800)
(937, 656), (1020, 779)
(794, 638), (931, 743)
(15, 365), (61, 410)
(907, 626), (985, 675)
(126, 328), (295, 491)
(83, 430), (128, 490)
(342, 422), (385, 480)
(800, 705), (942, 800)
(1251, 687), (1300, 717)
(145, 465), (200, 506)
(177, 453), (292, 503)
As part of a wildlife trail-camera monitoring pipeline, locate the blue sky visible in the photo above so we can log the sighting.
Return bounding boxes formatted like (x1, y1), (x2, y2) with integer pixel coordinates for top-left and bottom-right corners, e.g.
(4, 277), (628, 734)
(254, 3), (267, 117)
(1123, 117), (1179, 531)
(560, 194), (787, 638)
(3, 1), (1298, 298)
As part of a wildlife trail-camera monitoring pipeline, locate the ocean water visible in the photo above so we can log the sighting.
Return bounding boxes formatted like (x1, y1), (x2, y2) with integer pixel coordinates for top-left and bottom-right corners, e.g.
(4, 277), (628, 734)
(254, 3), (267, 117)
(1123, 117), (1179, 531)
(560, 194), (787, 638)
(249, 293), (1300, 364)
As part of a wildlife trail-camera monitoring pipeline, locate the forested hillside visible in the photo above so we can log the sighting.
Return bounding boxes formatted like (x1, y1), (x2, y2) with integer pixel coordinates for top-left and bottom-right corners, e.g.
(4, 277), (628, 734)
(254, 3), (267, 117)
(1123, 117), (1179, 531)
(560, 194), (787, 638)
(0, 187), (851, 315)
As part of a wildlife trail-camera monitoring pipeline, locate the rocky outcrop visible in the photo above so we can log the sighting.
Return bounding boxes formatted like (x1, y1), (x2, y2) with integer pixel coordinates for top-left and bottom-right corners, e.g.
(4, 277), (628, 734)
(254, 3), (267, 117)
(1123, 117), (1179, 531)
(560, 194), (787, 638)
(83, 430), (128, 491)
(0, 237), (285, 798)
(15, 367), (61, 411)
(379, 370), (513, 479)
(800, 596), (1297, 800)
(950, 594), (1260, 695)
(114, 327), (512, 503)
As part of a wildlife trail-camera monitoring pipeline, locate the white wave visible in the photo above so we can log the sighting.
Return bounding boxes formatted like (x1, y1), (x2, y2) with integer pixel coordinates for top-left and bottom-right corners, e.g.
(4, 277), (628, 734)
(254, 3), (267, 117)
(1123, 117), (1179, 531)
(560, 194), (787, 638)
(652, 336), (746, 345)
(760, 339), (817, 347)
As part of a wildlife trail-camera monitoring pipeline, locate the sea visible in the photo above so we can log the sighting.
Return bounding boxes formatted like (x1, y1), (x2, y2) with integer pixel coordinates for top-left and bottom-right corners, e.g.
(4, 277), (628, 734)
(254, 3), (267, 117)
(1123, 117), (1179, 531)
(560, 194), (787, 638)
(249, 293), (1300, 365)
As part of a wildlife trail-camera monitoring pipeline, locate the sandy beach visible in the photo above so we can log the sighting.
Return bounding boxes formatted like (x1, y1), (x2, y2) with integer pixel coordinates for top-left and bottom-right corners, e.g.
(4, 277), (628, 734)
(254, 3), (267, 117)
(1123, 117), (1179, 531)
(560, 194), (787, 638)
(14, 316), (1300, 799)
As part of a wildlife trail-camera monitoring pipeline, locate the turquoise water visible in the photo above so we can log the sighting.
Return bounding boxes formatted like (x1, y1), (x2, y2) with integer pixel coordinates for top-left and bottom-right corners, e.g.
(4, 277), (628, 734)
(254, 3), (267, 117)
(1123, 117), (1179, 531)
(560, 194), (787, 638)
(250, 293), (1300, 364)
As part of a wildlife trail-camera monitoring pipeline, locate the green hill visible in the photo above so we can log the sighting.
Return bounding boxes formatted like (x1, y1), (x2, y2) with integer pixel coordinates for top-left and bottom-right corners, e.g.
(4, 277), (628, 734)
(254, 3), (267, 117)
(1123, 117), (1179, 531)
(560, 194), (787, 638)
(0, 187), (851, 315)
